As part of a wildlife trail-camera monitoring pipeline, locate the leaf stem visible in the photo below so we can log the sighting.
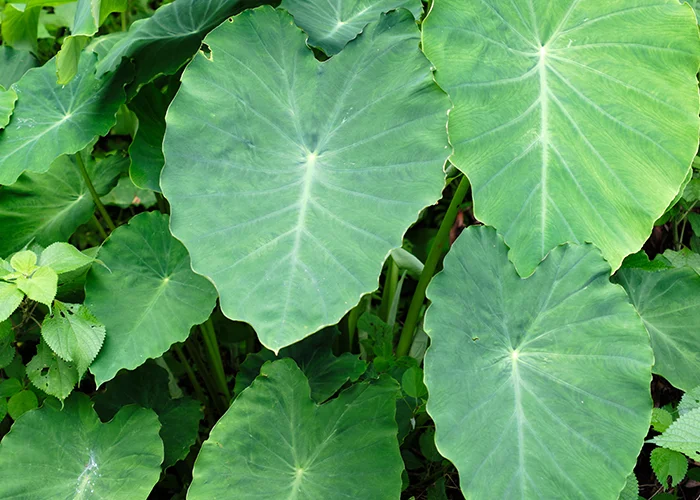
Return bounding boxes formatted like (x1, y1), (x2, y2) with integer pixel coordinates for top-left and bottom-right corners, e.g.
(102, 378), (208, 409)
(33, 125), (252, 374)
(91, 215), (108, 240)
(75, 153), (116, 232)
(172, 345), (215, 426)
(185, 338), (225, 413)
(379, 257), (399, 322)
(200, 318), (231, 403)
(396, 175), (470, 357)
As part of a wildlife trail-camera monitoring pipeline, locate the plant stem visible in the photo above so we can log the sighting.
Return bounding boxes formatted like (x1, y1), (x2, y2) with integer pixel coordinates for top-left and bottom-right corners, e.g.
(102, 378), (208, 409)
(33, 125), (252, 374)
(185, 338), (224, 413)
(172, 345), (215, 426)
(91, 215), (108, 240)
(75, 154), (116, 231)
(396, 175), (470, 357)
(379, 257), (399, 322)
(678, 201), (697, 248)
(200, 319), (231, 403)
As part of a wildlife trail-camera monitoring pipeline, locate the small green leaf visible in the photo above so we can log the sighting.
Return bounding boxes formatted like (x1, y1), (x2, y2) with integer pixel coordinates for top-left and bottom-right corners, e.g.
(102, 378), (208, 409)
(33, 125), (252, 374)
(652, 408), (674, 433)
(0, 378), (22, 398)
(619, 473), (639, 500)
(0, 282), (23, 323)
(652, 407), (700, 461)
(10, 250), (38, 275)
(401, 366), (428, 399)
(41, 302), (105, 378)
(658, 249), (700, 275)
(16, 266), (58, 307)
(26, 342), (79, 400)
(679, 386), (700, 416)
(0, 393), (163, 498)
(651, 448), (688, 487)
(38, 242), (94, 275)
(358, 313), (394, 360)
(189, 359), (403, 499)
(419, 429), (442, 462)
(0, 321), (15, 369)
(7, 390), (38, 420)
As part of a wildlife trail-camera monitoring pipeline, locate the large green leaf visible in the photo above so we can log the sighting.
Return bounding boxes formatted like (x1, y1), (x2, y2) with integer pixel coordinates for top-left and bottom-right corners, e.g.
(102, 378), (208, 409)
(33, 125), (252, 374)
(94, 362), (203, 468)
(0, 151), (127, 256)
(615, 267), (700, 392)
(0, 393), (163, 498)
(161, 7), (449, 351)
(1, 1), (76, 52)
(188, 359), (402, 499)
(423, 226), (653, 498)
(0, 50), (127, 185)
(0, 46), (39, 90)
(94, 0), (242, 90)
(280, 0), (421, 55)
(0, 89), (17, 130)
(85, 211), (217, 386)
(422, 0), (700, 276)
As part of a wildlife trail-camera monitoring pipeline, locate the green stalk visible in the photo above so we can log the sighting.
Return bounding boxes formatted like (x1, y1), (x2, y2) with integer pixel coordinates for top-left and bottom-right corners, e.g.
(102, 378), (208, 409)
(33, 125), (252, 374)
(396, 175), (470, 357)
(185, 339), (225, 413)
(379, 257), (399, 322)
(75, 154), (116, 231)
(200, 319), (231, 403)
(679, 201), (697, 247)
(91, 215), (108, 240)
(172, 345), (215, 426)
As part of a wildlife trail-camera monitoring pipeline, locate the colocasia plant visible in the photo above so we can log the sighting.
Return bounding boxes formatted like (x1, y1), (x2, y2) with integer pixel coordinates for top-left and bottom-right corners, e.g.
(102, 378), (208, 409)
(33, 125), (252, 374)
(0, 0), (700, 498)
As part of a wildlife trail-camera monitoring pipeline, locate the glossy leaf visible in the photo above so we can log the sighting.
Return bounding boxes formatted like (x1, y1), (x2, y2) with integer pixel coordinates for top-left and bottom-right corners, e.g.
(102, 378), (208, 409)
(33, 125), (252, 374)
(85, 212), (217, 386)
(0, 393), (163, 498)
(189, 359), (402, 499)
(41, 301), (105, 377)
(0, 46), (39, 90)
(422, 0), (700, 276)
(423, 226), (653, 498)
(616, 267), (700, 392)
(0, 151), (126, 256)
(0, 51), (126, 185)
(280, 0), (421, 55)
(26, 341), (79, 400)
(161, 7), (450, 351)
(94, 362), (203, 468)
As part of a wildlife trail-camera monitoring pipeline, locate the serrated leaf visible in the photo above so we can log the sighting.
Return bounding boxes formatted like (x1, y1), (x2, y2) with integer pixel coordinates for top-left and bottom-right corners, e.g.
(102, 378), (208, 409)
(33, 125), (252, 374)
(0, 50), (126, 185)
(422, 0), (700, 276)
(39, 243), (94, 275)
(93, 362), (202, 468)
(652, 407), (700, 460)
(161, 7), (449, 352)
(619, 473), (639, 500)
(651, 448), (688, 487)
(7, 390), (38, 420)
(0, 46), (39, 90)
(653, 408), (674, 433)
(0, 282), (23, 323)
(0, 321), (15, 369)
(0, 393), (163, 498)
(0, 152), (127, 257)
(657, 248), (700, 276)
(280, 0), (422, 55)
(10, 250), (38, 275)
(189, 359), (403, 499)
(616, 267), (700, 392)
(424, 226), (653, 498)
(26, 342), (79, 400)
(41, 301), (105, 378)
(85, 212), (217, 386)
(16, 266), (58, 307)
(680, 387), (700, 416)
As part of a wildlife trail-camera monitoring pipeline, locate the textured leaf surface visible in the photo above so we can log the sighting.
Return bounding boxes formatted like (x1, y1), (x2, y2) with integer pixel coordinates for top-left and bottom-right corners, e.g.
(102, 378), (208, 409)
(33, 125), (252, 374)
(26, 341), (78, 400)
(161, 7), (449, 351)
(189, 359), (402, 499)
(0, 46), (38, 90)
(85, 212), (217, 386)
(652, 407), (700, 460)
(95, 0), (241, 88)
(652, 408), (674, 433)
(280, 0), (421, 55)
(651, 447), (688, 487)
(17, 266), (58, 307)
(0, 51), (126, 185)
(680, 386), (700, 415)
(0, 393), (163, 498)
(422, 0), (700, 275)
(616, 267), (700, 392)
(0, 152), (126, 256)
(619, 473), (639, 500)
(94, 362), (203, 468)
(423, 226), (653, 498)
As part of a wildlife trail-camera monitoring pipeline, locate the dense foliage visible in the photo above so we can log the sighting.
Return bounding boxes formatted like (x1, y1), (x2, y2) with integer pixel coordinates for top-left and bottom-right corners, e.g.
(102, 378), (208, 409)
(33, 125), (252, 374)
(0, 0), (699, 498)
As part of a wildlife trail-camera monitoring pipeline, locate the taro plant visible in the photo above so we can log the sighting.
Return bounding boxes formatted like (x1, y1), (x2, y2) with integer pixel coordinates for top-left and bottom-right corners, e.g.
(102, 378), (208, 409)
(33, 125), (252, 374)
(0, 0), (699, 499)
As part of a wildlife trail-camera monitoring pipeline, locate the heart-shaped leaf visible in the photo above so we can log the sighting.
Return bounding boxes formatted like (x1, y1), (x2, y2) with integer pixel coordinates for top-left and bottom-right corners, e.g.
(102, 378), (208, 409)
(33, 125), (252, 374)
(161, 7), (449, 351)
(0, 393), (163, 498)
(423, 226), (653, 498)
(189, 359), (402, 499)
(615, 267), (700, 392)
(422, 0), (700, 276)
(85, 211), (217, 386)
(280, 0), (422, 55)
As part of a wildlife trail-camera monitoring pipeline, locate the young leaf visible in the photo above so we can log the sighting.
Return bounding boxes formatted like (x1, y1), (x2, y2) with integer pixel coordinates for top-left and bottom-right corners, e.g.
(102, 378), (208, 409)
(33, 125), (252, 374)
(16, 266), (58, 308)
(189, 359), (403, 499)
(10, 250), (38, 275)
(0, 152), (127, 256)
(401, 366), (428, 399)
(0, 282), (24, 323)
(652, 407), (700, 461)
(422, 0), (700, 276)
(41, 301), (105, 378)
(85, 212), (217, 386)
(93, 362), (202, 468)
(161, 7), (449, 352)
(652, 408), (674, 434)
(615, 267), (700, 392)
(0, 51), (126, 185)
(0, 321), (15, 369)
(0, 393), (163, 498)
(423, 226), (653, 499)
(39, 243), (94, 275)
(26, 342), (79, 400)
(7, 390), (38, 420)
(280, 0), (422, 55)
(651, 448), (688, 488)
